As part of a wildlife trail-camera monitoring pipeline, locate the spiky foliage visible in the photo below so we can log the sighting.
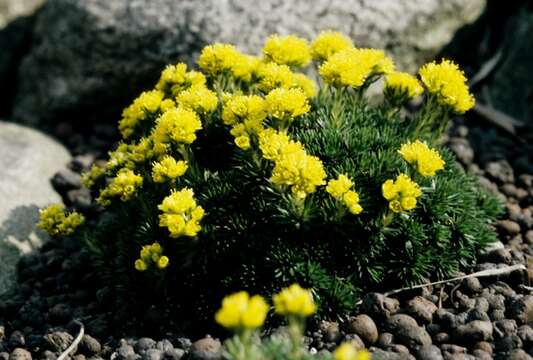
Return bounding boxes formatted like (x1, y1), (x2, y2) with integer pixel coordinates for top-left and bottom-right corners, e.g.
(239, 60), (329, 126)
(56, 32), (501, 331)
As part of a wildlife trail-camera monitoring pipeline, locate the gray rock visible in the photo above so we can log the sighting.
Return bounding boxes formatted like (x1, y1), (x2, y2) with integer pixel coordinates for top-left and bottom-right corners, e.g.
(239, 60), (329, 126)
(416, 345), (443, 360)
(155, 340), (173, 353)
(486, 160), (515, 184)
(455, 321), (493, 343)
(384, 314), (432, 350)
(142, 349), (163, 360)
(494, 319), (518, 339)
(8, 331), (25, 348)
(371, 348), (413, 360)
(343, 334), (365, 350)
(517, 325), (533, 346)
(407, 296), (437, 324)
(362, 293), (400, 320)
(345, 314), (378, 345)
(163, 349), (184, 360)
(378, 333), (395, 347)
(189, 337), (221, 360)
(508, 295), (533, 325)
(135, 338), (156, 353)
(0, 352), (8, 360)
(79, 335), (101, 356)
(319, 320), (341, 343)
(10, 0), (485, 126)
(471, 349), (492, 360)
(117, 344), (135, 360)
(497, 220), (522, 236)
(7, 348), (31, 360)
(42, 331), (75, 353)
(506, 349), (533, 360)
(0, 121), (70, 295)
(0, 0), (43, 28)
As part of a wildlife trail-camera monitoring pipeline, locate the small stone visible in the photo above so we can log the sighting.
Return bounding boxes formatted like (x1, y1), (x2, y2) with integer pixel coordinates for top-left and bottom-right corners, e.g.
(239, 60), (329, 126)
(189, 337), (222, 360)
(388, 344), (409, 354)
(440, 344), (466, 354)
(485, 160), (514, 184)
(491, 309), (506, 321)
(361, 293), (399, 320)
(42, 331), (74, 353)
(486, 248), (512, 264)
(8, 331), (25, 348)
(8, 348), (31, 360)
(319, 321), (341, 343)
(0, 327), (4, 341)
(524, 230), (533, 244)
(518, 174), (533, 188)
(508, 295), (533, 325)
(494, 319), (518, 339)
(507, 349), (532, 360)
(473, 341), (492, 355)
(462, 277), (482, 294)
(343, 334), (365, 350)
(471, 349), (492, 360)
(494, 335), (523, 353)
(455, 320), (493, 343)
(434, 309), (458, 330)
(155, 340), (173, 352)
(142, 349), (163, 360)
(497, 220), (522, 236)
(70, 154), (95, 172)
(135, 338), (156, 353)
(163, 349), (184, 360)
(407, 296), (437, 323)
(0, 352), (8, 360)
(502, 183), (518, 197)
(117, 344), (135, 359)
(51, 168), (83, 191)
(378, 333), (394, 347)
(384, 314), (431, 350)
(517, 325), (533, 345)
(173, 338), (191, 351)
(72, 355), (86, 360)
(449, 138), (474, 165)
(465, 308), (489, 322)
(345, 314), (378, 345)
(416, 345), (443, 360)
(474, 297), (490, 313)
(79, 335), (101, 356)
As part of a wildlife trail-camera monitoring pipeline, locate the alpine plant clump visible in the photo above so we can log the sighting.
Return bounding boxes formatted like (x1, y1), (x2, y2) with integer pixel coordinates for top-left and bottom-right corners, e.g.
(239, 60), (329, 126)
(39, 31), (501, 328)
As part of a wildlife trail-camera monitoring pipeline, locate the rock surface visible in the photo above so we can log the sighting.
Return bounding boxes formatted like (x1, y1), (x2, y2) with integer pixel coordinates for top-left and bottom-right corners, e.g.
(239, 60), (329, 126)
(0, 0), (43, 28)
(0, 121), (70, 295)
(9, 0), (485, 126)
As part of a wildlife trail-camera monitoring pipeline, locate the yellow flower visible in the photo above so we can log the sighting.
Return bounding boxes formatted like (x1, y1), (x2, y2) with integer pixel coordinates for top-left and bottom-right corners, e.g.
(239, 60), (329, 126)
(231, 53), (261, 82)
(311, 31), (354, 61)
(156, 63), (206, 95)
(106, 143), (133, 170)
(176, 86), (218, 114)
(134, 242), (169, 271)
(381, 173), (422, 213)
(334, 343), (370, 360)
(256, 62), (295, 93)
(319, 48), (394, 88)
(152, 156), (188, 183)
(222, 95), (267, 126)
(418, 59), (475, 114)
(37, 204), (85, 236)
(265, 88), (310, 125)
(152, 108), (203, 145)
(215, 291), (269, 331)
(398, 140), (445, 177)
(263, 34), (311, 67)
(270, 146), (327, 199)
(291, 73), (318, 98)
(234, 135), (251, 150)
(119, 90), (165, 139)
(97, 168), (143, 206)
(259, 129), (302, 161)
(197, 43), (240, 76)
(273, 284), (316, 317)
(158, 188), (205, 238)
(326, 174), (363, 215)
(384, 72), (423, 104)
(81, 164), (105, 189)
(129, 137), (158, 163)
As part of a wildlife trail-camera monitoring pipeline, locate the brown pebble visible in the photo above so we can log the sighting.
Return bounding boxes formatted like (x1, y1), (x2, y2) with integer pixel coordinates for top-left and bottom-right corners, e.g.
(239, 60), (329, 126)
(345, 314), (378, 345)
(473, 341), (493, 355)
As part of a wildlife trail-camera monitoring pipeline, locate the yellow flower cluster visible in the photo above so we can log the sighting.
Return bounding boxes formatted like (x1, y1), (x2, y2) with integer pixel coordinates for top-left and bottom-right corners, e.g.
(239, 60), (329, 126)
(176, 86), (218, 114)
(382, 174), (422, 213)
(398, 140), (445, 177)
(418, 59), (475, 114)
(384, 72), (424, 103)
(106, 143), (132, 170)
(260, 130), (326, 199)
(311, 31), (353, 61)
(81, 164), (106, 189)
(119, 90), (174, 139)
(326, 174), (363, 215)
(152, 108), (203, 145)
(215, 291), (269, 331)
(37, 204), (85, 236)
(256, 63), (316, 97)
(158, 188), (205, 238)
(134, 242), (170, 271)
(223, 94), (267, 150)
(262, 34), (311, 68)
(97, 168), (143, 206)
(156, 63), (206, 96)
(334, 343), (370, 360)
(273, 284), (316, 317)
(265, 88), (310, 126)
(152, 156), (188, 183)
(292, 73), (318, 98)
(198, 43), (261, 81)
(319, 48), (394, 88)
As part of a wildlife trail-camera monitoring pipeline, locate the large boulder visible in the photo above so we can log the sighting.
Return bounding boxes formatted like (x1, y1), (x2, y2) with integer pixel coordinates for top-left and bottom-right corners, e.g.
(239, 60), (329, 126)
(0, 0), (43, 28)
(9, 0), (485, 126)
(0, 121), (70, 295)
